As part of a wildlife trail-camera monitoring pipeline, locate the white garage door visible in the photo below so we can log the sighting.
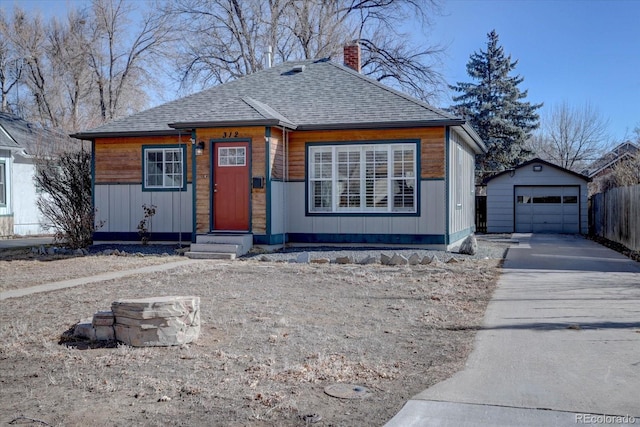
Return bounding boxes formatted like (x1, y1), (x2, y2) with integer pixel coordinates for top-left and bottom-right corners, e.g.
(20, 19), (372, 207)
(515, 186), (580, 233)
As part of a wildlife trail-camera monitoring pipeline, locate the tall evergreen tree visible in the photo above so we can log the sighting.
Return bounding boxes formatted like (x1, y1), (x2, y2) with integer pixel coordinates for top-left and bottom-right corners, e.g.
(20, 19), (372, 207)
(450, 30), (542, 181)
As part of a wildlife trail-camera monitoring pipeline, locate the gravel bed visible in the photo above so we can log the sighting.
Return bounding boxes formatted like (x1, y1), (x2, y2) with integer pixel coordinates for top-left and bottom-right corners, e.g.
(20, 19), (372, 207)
(88, 234), (515, 262)
(244, 234), (514, 263)
(88, 243), (187, 256)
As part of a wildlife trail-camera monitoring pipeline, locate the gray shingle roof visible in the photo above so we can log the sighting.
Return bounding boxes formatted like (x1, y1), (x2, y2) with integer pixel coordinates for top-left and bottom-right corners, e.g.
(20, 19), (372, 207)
(73, 59), (468, 139)
(0, 112), (32, 150)
(0, 112), (72, 155)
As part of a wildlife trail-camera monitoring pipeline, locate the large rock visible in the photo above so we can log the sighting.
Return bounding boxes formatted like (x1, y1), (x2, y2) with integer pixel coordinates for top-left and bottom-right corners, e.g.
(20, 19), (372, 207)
(388, 253), (408, 266)
(458, 235), (478, 255)
(111, 296), (200, 347)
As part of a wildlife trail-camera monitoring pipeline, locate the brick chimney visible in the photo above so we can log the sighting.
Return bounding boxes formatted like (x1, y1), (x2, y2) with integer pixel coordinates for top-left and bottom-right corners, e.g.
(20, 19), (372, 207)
(343, 42), (361, 72)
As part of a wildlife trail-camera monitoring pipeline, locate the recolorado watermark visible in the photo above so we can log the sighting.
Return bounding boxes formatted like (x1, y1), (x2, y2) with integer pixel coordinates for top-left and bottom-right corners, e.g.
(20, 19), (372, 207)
(576, 414), (637, 424)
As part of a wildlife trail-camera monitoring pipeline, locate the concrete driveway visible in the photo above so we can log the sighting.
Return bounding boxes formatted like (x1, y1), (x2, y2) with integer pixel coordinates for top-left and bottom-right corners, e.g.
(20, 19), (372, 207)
(386, 233), (640, 426)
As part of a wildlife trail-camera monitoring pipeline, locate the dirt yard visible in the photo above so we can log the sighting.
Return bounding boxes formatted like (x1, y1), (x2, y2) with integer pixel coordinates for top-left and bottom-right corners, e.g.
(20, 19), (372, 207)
(0, 247), (506, 426)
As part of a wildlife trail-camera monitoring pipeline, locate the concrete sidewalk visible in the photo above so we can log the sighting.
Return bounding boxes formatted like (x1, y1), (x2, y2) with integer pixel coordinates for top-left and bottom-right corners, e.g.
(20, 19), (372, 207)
(0, 259), (200, 300)
(386, 234), (640, 426)
(0, 236), (55, 249)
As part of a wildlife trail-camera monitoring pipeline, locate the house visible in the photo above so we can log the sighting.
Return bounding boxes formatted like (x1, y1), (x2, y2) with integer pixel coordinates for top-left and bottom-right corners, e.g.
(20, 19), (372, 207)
(72, 45), (486, 253)
(0, 112), (62, 237)
(484, 158), (590, 234)
(582, 141), (639, 194)
(583, 141), (638, 179)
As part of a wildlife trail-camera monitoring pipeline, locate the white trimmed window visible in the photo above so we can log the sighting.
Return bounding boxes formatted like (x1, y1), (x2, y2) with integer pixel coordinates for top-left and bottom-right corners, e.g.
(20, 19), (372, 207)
(0, 162), (5, 205)
(143, 147), (184, 190)
(309, 143), (417, 213)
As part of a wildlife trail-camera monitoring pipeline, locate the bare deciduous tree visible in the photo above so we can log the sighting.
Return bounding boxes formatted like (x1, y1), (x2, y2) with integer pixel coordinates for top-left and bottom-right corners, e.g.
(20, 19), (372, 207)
(0, 33), (23, 113)
(0, 0), (173, 131)
(88, 0), (174, 122)
(165, 0), (445, 101)
(528, 101), (610, 172)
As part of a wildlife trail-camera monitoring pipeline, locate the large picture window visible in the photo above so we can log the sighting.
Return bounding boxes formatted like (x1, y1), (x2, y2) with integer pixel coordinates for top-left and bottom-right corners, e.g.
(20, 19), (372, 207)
(309, 143), (417, 214)
(143, 146), (185, 190)
(0, 162), (5, 205)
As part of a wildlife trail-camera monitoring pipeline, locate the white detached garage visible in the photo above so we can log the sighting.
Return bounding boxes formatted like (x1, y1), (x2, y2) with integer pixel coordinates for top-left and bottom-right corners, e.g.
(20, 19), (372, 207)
(484, 158), (590, 234)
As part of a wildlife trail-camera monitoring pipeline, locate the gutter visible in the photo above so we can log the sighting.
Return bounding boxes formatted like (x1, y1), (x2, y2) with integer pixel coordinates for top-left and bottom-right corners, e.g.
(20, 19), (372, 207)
(70, 129), (183, 140)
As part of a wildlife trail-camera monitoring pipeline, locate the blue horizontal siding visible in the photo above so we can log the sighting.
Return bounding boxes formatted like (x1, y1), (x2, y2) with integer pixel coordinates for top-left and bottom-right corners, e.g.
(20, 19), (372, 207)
(287, 233), (445, 245)
(94, 232), (192, 242)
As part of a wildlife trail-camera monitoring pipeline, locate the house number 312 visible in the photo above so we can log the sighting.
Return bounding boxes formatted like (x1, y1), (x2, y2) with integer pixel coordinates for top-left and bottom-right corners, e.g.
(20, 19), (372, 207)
(222, 131), (239, 138)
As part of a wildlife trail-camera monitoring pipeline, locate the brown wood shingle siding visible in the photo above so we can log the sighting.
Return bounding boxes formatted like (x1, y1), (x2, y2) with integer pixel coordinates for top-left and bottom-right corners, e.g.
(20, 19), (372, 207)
(287, 127), (445, 181)
(269, 127), (285, 180)
(94, 135), (193, 184)
(195, 127), (267, 234)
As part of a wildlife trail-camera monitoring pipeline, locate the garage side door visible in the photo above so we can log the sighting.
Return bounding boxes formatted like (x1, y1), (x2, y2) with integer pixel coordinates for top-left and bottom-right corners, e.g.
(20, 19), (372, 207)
(515, 186), (580, 233)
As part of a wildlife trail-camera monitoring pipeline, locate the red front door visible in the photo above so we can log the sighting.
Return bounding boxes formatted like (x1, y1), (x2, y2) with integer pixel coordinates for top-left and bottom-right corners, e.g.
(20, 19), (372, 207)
(212, 141), (250, 231)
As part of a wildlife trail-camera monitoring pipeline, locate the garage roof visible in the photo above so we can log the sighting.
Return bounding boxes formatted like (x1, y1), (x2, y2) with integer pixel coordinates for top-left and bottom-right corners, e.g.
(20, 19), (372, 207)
(483, 158), (591, 184)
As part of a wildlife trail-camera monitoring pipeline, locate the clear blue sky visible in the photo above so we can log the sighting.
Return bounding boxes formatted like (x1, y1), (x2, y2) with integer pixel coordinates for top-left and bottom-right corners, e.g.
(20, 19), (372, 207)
(430, 0), (640, 143)
(7, 0), (640, 142)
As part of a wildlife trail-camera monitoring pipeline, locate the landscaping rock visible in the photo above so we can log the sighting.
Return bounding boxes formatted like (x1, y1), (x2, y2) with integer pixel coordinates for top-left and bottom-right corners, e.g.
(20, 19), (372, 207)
(358, 255), (378, 265)
(111, 296), (200, 347)
(296, 252), (310, 263)
(380, 253), (392, 265)
(311, 258), (330, 264)
(74, 319), (97, 341)
(408, 253), (421, 265)
(458, 235), (478, 255)
(92, 311), (115, 326)
(421, 255), (437, 265)
(95, 325), (115, 341)
(335, 256), (353, 264)
(388, 253), (408, 266)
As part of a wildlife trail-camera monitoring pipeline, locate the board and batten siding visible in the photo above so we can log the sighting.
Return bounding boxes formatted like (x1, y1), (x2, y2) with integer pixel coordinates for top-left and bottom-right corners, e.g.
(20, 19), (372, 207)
(95, 184), (192, 235)
(285, 180), (446, 237)
(448, 128), (477, 243)
(0, 150), (13, 236)
(486, 162), (589, 234)
(12, 156), (49, 235)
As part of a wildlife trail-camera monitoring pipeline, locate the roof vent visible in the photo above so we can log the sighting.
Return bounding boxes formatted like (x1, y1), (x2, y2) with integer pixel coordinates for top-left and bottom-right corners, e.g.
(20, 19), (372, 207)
(292, 64), (305, 73)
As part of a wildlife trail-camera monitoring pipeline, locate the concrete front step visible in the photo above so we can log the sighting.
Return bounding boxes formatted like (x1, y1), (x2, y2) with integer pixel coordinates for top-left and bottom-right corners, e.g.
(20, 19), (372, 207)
(190, 243), (241, 254)
(185, 252), (236, 260)
(185, 234), (253, 259)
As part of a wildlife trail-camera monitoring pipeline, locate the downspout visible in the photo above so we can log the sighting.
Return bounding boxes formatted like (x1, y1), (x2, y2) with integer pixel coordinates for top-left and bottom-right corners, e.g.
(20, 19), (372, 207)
(191, 129), (197, 243)
(265, 127), (271, 242)
(91, 139), (96, 239)
(178, 131), (183, 248)
(279, 126), (288, 246)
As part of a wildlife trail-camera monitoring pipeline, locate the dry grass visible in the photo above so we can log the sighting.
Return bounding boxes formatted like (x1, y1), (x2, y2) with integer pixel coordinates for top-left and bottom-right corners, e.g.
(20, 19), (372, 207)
(0, 253), (503, 426)
(0, 249), (183, 291)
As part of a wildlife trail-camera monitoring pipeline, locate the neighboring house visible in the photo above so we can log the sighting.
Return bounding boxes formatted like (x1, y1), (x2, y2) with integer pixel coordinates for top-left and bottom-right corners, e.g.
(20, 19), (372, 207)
(484, 158), (590, 234)
(582, 141), (639, 194)
(0, 112), (61, 237)
(72, 45), (486, 252)
(583, 141), (639, 179)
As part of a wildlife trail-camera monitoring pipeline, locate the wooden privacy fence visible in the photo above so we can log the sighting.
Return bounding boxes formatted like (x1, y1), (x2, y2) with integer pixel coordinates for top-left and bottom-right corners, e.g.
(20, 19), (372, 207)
(590, 184), (640, 251)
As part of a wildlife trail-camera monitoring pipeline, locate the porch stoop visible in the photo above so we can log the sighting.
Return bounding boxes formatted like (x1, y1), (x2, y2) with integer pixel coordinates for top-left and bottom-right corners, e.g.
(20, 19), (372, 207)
(185, 234), (253, 260)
